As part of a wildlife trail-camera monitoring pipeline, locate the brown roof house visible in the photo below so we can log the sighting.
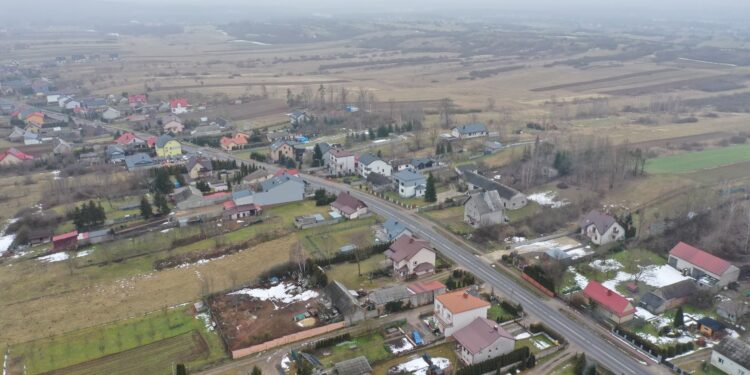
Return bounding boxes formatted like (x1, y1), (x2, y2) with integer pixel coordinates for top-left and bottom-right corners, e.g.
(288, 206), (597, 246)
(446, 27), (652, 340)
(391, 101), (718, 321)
(453, 317), (516, 365)
(330, 192), (368, 219)
(579, 210), (625, 245)
(638, 279), (696, 314)
(434, 288), (491, 336)
(186, 156), (213, 180)
(384, 235), (435, 279)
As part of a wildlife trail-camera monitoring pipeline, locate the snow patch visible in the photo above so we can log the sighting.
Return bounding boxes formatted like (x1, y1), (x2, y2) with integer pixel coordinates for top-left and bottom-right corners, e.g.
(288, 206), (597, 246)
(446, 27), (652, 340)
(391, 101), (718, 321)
(77, 250), (93, 258)
(568, 267), (589, 289)
(589, 259), (623, 272)
(196, 312), (215, 331)
(634, 307), (655, 321)
(601, 264), (690, 291)
(391, 356), (450, 375)
(280, 355), (291, 370)
(229, 282), (319, 306)
(39, 252), (69, 262)
(515, 332), (531, 340)
(388, 338), (414, 354)
(527, 191), (569, 208)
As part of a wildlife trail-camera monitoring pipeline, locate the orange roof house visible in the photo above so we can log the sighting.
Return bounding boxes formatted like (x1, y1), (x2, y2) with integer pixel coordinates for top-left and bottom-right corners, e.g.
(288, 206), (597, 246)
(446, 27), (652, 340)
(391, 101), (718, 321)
(220, 133), (249, 151)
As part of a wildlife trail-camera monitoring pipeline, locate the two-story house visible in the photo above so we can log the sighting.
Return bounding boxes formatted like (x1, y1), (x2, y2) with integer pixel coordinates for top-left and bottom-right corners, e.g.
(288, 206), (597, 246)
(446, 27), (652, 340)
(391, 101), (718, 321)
(358, 153), (392, 178)
(270, 140), (297, 162)
(434, 289), (491, 337)
(453, 318), (516, 365)
(384, 235), (436, 279)
(327, 149), (356, 175)
(393, 169), (427, 198)
(579, 210), (625, 246)
(155, 135), (182, 158)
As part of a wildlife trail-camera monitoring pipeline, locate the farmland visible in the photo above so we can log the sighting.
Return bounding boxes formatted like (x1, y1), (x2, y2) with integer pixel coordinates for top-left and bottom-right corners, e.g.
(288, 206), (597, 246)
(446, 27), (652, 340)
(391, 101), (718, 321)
(645, 144), (750, 174)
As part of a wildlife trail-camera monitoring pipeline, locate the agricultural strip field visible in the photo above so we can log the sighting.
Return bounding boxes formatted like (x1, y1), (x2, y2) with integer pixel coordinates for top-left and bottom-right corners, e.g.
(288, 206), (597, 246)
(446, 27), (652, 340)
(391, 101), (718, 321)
(7, 306), (225, 375)
(645, 144), (750, 174)
(530, 68), (677, 92)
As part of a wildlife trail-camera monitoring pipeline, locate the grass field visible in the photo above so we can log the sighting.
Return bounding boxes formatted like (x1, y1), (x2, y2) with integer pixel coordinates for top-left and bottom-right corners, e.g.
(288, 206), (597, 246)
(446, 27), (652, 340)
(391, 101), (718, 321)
(8, 306), (226, 375)
(301, 217), (377, 258)
(316, 331), (391, 367)
(422, 206), (474, 235)
(487, 304), (516, 323)
(325, 256), (392, 290)
(646, 144), (750, 174)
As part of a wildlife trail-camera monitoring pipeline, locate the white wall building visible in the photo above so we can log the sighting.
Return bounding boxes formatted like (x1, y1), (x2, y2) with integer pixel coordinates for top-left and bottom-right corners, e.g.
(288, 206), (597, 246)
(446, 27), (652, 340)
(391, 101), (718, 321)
(434, 289), (490, 337)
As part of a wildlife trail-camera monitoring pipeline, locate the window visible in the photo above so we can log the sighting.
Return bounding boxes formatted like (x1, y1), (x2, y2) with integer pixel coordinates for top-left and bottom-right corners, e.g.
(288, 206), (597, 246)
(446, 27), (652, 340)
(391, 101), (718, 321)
(718, 357), (724, 364)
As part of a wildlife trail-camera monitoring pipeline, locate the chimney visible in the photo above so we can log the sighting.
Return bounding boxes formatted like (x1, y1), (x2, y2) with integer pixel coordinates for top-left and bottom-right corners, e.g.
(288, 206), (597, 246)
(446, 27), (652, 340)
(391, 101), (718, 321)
(494, 325), (499, 331)
(607, 290), (613, 296)
(463, 291), (469, 299)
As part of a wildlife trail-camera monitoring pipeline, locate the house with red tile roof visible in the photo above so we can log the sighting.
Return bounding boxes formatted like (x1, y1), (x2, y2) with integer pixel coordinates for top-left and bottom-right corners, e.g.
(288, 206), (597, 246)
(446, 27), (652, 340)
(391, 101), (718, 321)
(128, 94), (147, 106)
(453, 317), (515, 365)
(114, 132), (146, 147)
(0, 148), (34, 166)
(583, 280), (635, 324)
(170, 98), (189, 114)
(220, 133), (249, 151)
(384, 234), (435, 279)
(434, 289), (491, 336)
(52, 230), (79, 253)
(668, 242), (739, 288)
(330, 192), (368, 219)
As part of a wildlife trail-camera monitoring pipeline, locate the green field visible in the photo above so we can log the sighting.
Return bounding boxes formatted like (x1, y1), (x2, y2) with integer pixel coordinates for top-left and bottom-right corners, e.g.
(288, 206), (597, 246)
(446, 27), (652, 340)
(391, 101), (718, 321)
(325, 256), (391, 289)
(301, 217), (377, 258)
(315, 331), (392, 367)
(487, 304), (516, 323)
(645, 144), (750, 174)
(8, 307), (226, 375)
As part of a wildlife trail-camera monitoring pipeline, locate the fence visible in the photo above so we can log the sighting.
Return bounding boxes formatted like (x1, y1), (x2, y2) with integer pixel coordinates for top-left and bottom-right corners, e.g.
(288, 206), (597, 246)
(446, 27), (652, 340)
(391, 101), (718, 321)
(521, 273), (555, 297)
(231, 322), (346, 359)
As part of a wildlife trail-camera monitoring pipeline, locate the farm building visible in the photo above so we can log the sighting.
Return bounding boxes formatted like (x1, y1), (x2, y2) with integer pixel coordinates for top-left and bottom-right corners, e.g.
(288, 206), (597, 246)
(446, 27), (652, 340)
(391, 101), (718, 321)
(668, 242), (740, 288)
(638, 279), (695, 314)
(463, 190), (507, 228)
(322, 281), (367, 325)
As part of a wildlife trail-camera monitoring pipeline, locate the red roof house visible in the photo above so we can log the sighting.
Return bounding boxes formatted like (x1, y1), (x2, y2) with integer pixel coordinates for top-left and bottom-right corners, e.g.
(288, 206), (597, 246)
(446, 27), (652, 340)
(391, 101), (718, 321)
(128, 94), (147, 105)
(583, 281), (635, 323)
(453, 317), (516, 365)
(668, 242), (739, 287)
(52, 230), (79, 253)
(0, 148), (34, 166)
(170, 98), (189, 114)
(273, 168), (298, 176)
(330, 192), (368, 219)
(220, 133), (249, 151)
(115, 132), (145, 146)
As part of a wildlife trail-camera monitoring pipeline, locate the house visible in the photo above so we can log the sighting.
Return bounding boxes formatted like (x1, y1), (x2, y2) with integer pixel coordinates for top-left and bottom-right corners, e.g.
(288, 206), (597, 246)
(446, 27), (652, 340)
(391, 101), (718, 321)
(462, 171), (527, 210)
(0, 148), (34, 166)
(23, 131), (40, 145)
(267, 130), (293, 143)
(80, 97), (108, 111)
(128, 94), (147, 107)
(484, 141), (503, 154)
(358, 153), (392, 178)
(367, 280), (446, 315)
(393, 169), (427, 198)
(464, 191), (507, 228)
(25, 112), (44, 127)
(79, 152), (103, 166)
(411, 158), (434, 170)
(170, 98), (189, 114)
(106, 145), (126, 164)
(270, 140), (296, 162)
(453, 317), (516, 365)
(124, 153), (155, 171)
(155, 135), (182, 158)
(241, 169), (273, 186)
(163, 119), (185, 134)
(638, 279), (696, 314)
(322, 280), (366, 324)
(381, 218), (412, 242)
(256, 174), (305, 205)
(711, 337), (750, 375)
(698, 317), (727, 339)
(288, 111), (310, 126)
(579, 210), (625, 246)
(407, 280), (447, 306)
(52, 231), (78, 252)
(115, 132), (146, 147)
(101, 107), (121, 121)
(186, 156), (213, 179)
(330, 192), (368, 219)
(366, 173), (392, 190)
(8, 126), (25, 142)
(384, 235), (436, 279)
(222, 200), (262, 220)
(27, 228), (53, 245)
(451, 123), (488, 139)
(434, 289), (491, 336)
(717, 300), (750, 325)
(53, 139), (73, 155)
(583, 281), (635, 324)
(332, 356), (372, 375)
(220, 133), (249, 151)
(327, 149), (356, 175)
(668, 242), (740, 288)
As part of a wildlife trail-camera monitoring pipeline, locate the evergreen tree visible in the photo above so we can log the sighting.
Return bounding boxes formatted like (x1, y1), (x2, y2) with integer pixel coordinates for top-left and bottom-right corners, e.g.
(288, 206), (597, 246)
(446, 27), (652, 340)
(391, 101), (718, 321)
(446, 142), (453, 153)
(140, 196), (153, 218)
(377, 149), (382, 158)
(313, 144), (323, 166)
(574, 353), (587, 375)
(553, 151), (573, 176)
(152, 169), (174, 194)
(424, 173), (437, 203)
(153, 193), (170, 215)
(674, 306), (684, 328)
(175, 364), (187, 375)
(368, 128), (376, 140)
(251, 366), (262, 375)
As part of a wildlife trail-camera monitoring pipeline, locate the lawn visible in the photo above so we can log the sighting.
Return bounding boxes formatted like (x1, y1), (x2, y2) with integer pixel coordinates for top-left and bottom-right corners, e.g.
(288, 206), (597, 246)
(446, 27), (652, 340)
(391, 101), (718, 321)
(487, 304), (516, 323)
(316, 331), (391, 367)
(383, 191), (430, 208)
(370, 342), (458, 375)
(609, 248), (667, 274)
(516, 333), (558, 355)
(505, 202), (541, 222)
(422, 206), (474, 235)
(301, 217), (378, 259)
(8, 306), (226, 375)
(325, 256), (392, 290)
(646, 144), (750, 174)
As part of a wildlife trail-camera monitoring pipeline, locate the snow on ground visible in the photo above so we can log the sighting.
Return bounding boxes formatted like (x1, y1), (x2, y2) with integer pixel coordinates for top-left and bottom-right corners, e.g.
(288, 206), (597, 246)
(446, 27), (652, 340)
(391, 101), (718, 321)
(515, 332), (531, 340)
(601, 264), (690, 291)
(589, 259), (623, 272)
(532, 336), (551, 350)
(196, 312), (214, 331)
(516, 238), (578, 253)
(39, 252), (70, 262)
(566, 248), (592, 260)
(568, 267), (589, 289)
(505, 236), (527, 243)
(229, 282), (319, 306)
(280, 355), (291, 371)
(0, 235), (14, 255)
(637, 332), (694, 345)
(527, 191), (569, 208)
(77, 250), (93, 258)
(388, 338), (414, 354)
(634, 307), (655, 321)
(160, 228), (172, 233)
(602, 271), (633, 291)
(392, 357), (450, 375)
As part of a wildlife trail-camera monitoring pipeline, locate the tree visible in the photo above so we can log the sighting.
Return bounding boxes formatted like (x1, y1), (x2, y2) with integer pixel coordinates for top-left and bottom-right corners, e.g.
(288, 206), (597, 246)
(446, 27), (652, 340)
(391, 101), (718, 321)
(139, 195), (153, 218)
(153, 192), (170, 215)
(251, 366), (262, 375)
(674, 306), (684, 328)
(175, 364), (187, 375)
(574, 353), (587, 375)
(446, 142), (453, 154)
(424, 173), (437, 203)
(312, 144), (323, 166)
(196, 180), (211, 193)
(296, 358), (313, 375)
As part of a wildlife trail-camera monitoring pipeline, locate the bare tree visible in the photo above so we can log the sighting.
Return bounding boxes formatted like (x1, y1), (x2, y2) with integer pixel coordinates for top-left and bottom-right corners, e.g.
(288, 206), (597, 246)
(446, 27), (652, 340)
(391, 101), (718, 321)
(348, 231), (371, 276)
(438, 97), (455, 129)
(339, 87), (349, 109)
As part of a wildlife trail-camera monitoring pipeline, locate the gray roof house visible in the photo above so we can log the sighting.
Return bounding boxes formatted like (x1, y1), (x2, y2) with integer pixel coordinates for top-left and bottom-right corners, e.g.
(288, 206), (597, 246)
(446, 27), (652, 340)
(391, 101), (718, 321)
(8, 126), (25, 142)
(712, 337), (750, 375)
(462, 171), (527, 210)
(333, 356), (372, 375)
(231, 174), (305, 207)
(53, 139), (73, 155)
(106, 144), (126, 163)
(382, 218), (412, 242)
(124, 153), (155, 171)
(717, 300), (750, 325)
(393, 169), (427, 198)
(155, 134), (174, 149)
(451, 123), (488, 139)
(579, 210), (625, 245)
(638, 279), (695, 314)
(464, 190), (507, 228)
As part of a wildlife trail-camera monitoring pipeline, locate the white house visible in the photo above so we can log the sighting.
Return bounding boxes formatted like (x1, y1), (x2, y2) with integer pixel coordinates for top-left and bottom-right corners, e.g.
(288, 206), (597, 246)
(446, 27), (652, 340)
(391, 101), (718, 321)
(393, 169), (427, 198)
(668, 242), (740, 288)
(327, 148), (356, 175)
(711, 337), (750, 375)
(102, 107), (121, 121)
(451, 123), (488, 139)
(358, 153), (392, 178)
(453, 318), (516, 365)
(330, 192), (368, 219)
(579, 210), (625, 245)
(434, 289), (491, 337)
(384, 235), (435, 279)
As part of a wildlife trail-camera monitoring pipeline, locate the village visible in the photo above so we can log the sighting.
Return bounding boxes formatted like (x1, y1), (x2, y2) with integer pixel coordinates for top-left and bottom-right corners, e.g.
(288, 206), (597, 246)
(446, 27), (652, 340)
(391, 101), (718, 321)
(3, 8), (750, 375)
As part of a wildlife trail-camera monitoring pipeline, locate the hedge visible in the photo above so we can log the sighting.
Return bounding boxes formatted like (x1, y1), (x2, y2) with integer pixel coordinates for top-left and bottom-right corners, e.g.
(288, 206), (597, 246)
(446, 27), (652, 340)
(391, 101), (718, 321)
(523, 265), (556, 292)
(456, 347), (531, 375)
(614, 326), (695, 360)
(313, 333), (352, 350)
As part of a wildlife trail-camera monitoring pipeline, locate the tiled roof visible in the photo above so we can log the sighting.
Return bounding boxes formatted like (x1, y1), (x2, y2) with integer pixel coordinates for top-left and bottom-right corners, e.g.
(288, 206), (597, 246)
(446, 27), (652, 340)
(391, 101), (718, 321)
(386, 235), (431, 262)
(583, 281), (635, 317)
(579, 210), (618, 235)
(53, 230), (78, 242)
(715, 337), (750, 370)
(170, 98), (188, 108)
(435, 289), (490, 314)
(669, 241), (732, 276)
(453, 317), (514, 354)
(407, 280), (446, 295)
(331, 192), (366, 215)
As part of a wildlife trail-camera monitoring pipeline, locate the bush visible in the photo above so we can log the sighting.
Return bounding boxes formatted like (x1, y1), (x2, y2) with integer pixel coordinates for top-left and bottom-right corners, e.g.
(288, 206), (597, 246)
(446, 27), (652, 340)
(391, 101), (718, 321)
(313, 333), (351, 350)
(456, 347), (531, 375)
(523, 265), (556, 292)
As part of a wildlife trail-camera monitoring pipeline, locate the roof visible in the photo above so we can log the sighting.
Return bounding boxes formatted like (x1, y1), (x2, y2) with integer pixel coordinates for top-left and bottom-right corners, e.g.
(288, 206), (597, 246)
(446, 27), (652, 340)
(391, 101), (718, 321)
(368, 285), (410, 305)
(334, 356), (372, 375)
(453, 317), (514, 354)
(579, 210), (619, 235)
(358, 152), (381, 166)
(366, 172), (391, 187)
(669, 242), (733, 276)
(0, 148), (34, 162)
(318, 142), (332, 155)
(331, 192), (367, 215)
(639, 292), (665, 311)
(656, 279), (696, 300)
(329, 148), (353, 158)
(186, 156), (212, 173)
(124, 153), (154, 169)
(115, 132), (142, 145)
(467, 191), (505, 215)
(273, 168), (298, 177)
(463, 171), (522, 200)
(170, 98), (188, 108)
(387, 235), (432, 263)
(545, 247), (571, 260)
(53, 230), (78, 242)
(714, 337), (750, 370)
(583, 281), (635, 317)
(454, 122), (487, 134)
(106, 144), (125, 156)
(435, 289), (490, 314)
(271, 139), (296, 150)
(155, 134), (174, 148)
(407, 280), (446, 295)
(323, 280), (362, 318)
(698, 317), (726, 331)
(383, 219), (409, 241)
(259, 174), (304, 192)
(393, 169), (426, 183)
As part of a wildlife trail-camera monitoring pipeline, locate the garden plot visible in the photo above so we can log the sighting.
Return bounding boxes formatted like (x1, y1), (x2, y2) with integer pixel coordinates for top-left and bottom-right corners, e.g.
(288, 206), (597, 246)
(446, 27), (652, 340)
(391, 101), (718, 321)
(229, 282), (319, 308)
(513, 237), (582, 255)
(526, 191), (569, 208)
(386, 337), (415, 354)
(601, 265), (689, 291)
(388, 356), (450, 375)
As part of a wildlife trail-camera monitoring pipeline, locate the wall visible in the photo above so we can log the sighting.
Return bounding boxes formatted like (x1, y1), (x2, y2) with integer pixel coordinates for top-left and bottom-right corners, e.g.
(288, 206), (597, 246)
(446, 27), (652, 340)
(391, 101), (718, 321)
(231, 321), (346, 359)
(711, 350), (749, 375)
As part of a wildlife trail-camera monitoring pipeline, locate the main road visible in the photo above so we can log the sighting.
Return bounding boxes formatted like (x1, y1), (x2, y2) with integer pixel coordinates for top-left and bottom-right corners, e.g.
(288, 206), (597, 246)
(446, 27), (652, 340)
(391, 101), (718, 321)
(100, 123), (655, 374)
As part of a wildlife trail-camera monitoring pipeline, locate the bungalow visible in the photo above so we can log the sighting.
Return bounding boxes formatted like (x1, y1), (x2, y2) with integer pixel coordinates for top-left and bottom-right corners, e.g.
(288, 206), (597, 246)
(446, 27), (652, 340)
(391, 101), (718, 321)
(102, 107), (121, 121)
(462, 171), (527, 210)
(220, 133), (249, 151)
(221, 200), (262, 220)
(124, 153), (155, 171)
(463, 191), (507, 228)
(434, 289), (491, 336)
(115, 132), (146, 147)
(186, 156), (213, 179)
(393, 169), (427, 198)
(367, 280), (446, 315)
(163, 119), (185, 134)
(106, 145), (126, 164)
(384, 235), (436, 279)
(697, 317), (727, 339)
(579, 210), (625, 246)
(711, 337), (750, 375)
(0, 148), (34, 166)
(583, 281), (635, 324)
(411, 158), (434, 170)
(638, 279), (696, 314)
(451, 123), (488, 139)
(170, 98), (189, 114)
(270, 140), (296, 162)
(155, 135), (182, 158)
(358, 153), (392, 178)
(52, 230), (78, 252)
(26, 228), (53, 245)
(453, 318), (516, 365)
(668, 242), (740, 288)
(328, 149), (356, 175)
(330, 192), (368, 219)
(288, 111), (310, 126)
